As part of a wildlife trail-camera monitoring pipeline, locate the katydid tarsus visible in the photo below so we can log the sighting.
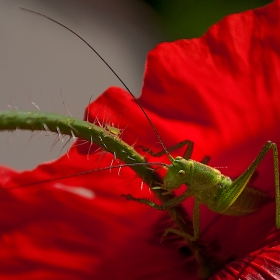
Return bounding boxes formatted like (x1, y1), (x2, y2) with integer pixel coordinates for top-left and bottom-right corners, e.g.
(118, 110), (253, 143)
(16, 8), (280, 243)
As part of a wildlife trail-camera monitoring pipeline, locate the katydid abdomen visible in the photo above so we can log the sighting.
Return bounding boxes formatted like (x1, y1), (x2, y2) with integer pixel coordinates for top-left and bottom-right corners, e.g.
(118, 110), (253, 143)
(219, 186), (271, 216)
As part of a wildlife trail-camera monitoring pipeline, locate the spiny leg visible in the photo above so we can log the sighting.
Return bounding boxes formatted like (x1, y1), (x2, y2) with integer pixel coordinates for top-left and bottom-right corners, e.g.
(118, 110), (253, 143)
(163, 198), (201, 241)
(122, 194), (167, 210)
(181, 140), (194, 160)
(138, 139), (210, 162)
(201, 155), (211, 165)
(122, 190), (194, 211)
(137, 140), (193, 158)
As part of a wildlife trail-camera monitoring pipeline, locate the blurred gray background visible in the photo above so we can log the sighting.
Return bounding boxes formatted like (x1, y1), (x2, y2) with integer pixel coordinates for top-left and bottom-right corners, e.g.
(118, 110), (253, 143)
(0, 0), (165, 170)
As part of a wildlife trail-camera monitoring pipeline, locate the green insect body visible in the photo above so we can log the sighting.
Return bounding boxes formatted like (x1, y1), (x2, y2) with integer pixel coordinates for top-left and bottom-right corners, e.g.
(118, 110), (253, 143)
(163, 156), (268, 215)
(105, 124), (121, 136)
(126, 141), (279, 241)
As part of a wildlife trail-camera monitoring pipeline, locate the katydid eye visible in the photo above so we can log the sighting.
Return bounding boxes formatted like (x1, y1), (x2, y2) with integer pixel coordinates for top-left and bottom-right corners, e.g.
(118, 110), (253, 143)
(178, 170), (185, 176)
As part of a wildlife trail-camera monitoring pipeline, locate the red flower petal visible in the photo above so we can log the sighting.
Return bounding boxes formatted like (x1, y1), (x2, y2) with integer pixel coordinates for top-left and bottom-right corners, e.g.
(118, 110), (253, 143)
(1, 0), (280, 279)
(211, 243), (280, 279)
(0, 149), (198, 280)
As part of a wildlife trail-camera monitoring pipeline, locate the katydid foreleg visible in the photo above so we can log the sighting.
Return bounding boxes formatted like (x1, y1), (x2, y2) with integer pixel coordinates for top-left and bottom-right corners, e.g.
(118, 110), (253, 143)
(138, 139), (211, 164)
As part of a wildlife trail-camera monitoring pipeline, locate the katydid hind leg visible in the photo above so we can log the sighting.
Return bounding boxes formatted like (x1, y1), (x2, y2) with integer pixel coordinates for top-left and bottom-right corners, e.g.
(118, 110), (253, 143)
(237, 142), (279, 222)
(218, 141), (279, 228)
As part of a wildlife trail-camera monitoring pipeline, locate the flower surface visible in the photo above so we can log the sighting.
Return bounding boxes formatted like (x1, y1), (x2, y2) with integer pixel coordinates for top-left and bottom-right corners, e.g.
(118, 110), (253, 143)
(0, 0), (280, 279)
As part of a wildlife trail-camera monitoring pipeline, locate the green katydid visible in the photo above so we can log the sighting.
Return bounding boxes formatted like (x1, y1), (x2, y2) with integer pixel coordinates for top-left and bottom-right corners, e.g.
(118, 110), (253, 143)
(19, 8), (280, 243)
(125, 140), (279, 241)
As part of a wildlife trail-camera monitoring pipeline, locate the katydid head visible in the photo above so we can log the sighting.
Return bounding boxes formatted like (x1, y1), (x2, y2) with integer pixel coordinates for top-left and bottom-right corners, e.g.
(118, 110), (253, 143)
(160, 156), (193, 195)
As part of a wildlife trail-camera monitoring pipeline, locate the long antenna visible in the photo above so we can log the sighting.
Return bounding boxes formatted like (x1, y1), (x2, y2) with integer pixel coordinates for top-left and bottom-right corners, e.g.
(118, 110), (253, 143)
(21, 7), (174, 162)
(4, 162), (167, 190)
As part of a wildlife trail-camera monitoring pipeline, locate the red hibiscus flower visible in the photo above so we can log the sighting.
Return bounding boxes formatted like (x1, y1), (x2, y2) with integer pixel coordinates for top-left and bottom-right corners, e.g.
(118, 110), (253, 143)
(1, 0), (280, 279)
